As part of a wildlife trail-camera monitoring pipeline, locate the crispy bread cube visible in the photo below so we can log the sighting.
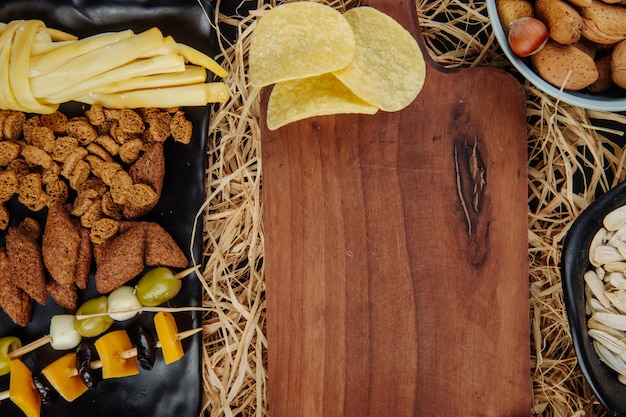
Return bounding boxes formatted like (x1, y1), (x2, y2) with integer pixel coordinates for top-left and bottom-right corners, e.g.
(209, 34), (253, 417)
(170, 111), (192, 144)
(3, 110), (25, 141)
(0, 170), (18, 203)
(123, 184), (158, 219)
(0, 203), (8, 230)
(129, 142), (164, 197)
(41, 111), (68, 134)
(66, 118), (97, 146)
(24, 126), (56, 153)
(52, 136), (79, 163)
(0, 141), (21, 166)
(22, 145), (53, 169)
(120, 109), (145, 134)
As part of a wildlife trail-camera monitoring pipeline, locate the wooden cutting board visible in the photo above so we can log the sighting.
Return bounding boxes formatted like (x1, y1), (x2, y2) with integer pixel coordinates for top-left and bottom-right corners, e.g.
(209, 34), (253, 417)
(261, 1), (530, 416)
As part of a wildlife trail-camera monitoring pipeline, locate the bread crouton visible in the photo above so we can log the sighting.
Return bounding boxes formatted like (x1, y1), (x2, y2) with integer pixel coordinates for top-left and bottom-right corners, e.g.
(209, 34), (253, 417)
(40, 111), (68, 134)
(3, 110), (26, 141)
(19, 217), (41, 240)
(0, 203), (8, 230)
(18, 173), (50, 212)
(0, 170), (18, 203)
(66, 118), (98, 145)
(170, 111), (192, 144)
(123, 184), (158, 219)
(74, 225), (92, 289)
(120, 109), (145, 134)
(0, 248), (33, 326)
(43, 203), (81, 286)
(24, 126), (56, 153)
(22, 145), (53, 169)
(0, 141), (21, 166)
(6, 226), (47, 305)
(94, 224), (146, 293)
(52, 136), (79, 163)
(46, 279), (78, 312)
(144, 222), (188, 268)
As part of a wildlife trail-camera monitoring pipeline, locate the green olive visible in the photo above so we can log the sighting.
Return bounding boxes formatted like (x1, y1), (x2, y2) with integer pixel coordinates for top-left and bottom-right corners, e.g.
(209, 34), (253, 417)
(135, 267), (182, 307)
(74, 296), (114, 338)
(0, 336), (22, 376)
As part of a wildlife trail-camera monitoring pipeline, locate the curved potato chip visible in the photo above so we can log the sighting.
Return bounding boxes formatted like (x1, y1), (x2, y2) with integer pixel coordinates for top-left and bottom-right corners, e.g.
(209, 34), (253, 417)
(266, 73), (378, 130)
(249, 2), (356, 87)
(333, 7), (426, 112)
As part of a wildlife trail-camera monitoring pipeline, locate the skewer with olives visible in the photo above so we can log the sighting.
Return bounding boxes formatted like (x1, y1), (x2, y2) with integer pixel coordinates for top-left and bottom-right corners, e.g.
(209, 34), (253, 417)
(0, 265), (202, 377)
(0, 313), (200, 417)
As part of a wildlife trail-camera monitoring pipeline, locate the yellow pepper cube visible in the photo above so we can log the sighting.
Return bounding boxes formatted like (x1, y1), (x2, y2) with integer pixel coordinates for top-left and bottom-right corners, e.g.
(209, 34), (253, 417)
(154, 311), (184, 364)
(42, 353), (88, 402)
(10, 359), (41, 417)
(94, 329), (139, 379)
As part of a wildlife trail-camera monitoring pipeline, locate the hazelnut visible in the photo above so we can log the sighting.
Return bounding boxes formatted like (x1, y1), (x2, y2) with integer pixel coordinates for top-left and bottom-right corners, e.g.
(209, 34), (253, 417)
(508, 17), (549, 57)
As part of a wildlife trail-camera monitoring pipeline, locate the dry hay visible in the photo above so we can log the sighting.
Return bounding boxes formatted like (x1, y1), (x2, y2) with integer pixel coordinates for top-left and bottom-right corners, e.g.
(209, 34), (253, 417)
(200, 0), (626, 416)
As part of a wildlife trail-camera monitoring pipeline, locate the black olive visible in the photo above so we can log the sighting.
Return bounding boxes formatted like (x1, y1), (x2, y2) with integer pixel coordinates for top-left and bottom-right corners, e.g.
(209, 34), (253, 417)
(137, 326), (157, 370)
(76, 339), (102, 389)
(33, 371), (59, 405)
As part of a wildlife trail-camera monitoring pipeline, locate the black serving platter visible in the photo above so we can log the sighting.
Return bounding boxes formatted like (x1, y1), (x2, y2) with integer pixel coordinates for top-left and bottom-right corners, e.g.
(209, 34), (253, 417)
(562, 180), (626, 417)
(0, 0), (212, 416)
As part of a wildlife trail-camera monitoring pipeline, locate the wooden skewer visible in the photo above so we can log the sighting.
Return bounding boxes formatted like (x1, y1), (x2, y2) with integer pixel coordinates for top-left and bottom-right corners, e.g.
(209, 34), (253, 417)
(5, 265), (202, 358)
(75, 327), (202, 373)
(0, 328), (202, 403)
(8, 335), (52, 360)
(75, 305), (210, 321)
(174, 265), (201, 279)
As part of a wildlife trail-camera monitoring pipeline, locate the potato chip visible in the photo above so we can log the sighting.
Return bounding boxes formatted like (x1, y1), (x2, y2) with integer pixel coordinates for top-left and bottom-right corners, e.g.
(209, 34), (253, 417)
(332, 7), (426, 112)
(249, 2), (356, 88)
(266, 73), (378, 130)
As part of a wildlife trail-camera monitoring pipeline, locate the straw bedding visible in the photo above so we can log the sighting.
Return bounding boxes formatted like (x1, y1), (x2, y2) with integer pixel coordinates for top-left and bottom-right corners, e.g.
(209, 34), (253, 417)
(200, 0), (626, 415)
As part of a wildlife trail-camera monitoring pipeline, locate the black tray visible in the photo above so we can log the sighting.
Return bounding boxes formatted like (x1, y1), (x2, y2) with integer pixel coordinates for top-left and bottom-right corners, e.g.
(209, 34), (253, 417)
(0, 0), (212, 416)
(562, 180), (626, 417)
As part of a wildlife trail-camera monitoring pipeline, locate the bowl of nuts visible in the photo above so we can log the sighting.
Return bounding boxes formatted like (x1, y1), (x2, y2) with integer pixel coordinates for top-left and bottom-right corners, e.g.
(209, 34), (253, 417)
(562, 181), (626, 416)
(486, 0), (626, 112)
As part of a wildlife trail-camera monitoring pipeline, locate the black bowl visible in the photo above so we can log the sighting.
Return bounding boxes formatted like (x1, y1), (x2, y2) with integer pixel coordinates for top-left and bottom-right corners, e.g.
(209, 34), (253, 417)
(562, 180), (626, 417)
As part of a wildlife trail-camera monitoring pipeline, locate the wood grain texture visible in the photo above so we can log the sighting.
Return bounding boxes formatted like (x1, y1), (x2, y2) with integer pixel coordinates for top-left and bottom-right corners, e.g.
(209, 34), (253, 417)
(262, 1), (531, 416)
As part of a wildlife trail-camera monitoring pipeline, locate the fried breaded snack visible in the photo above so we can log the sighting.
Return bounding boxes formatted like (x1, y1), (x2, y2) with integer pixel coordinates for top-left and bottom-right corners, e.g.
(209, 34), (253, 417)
(94, 223), (147, 293)
(43, 203), (82, 286)
(6, 226), (47, 306)
(0, 248), (33, 326)
(144, 222), (188, 268)
(46, 279), (78, 312)
(74, 225), (92, 290)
